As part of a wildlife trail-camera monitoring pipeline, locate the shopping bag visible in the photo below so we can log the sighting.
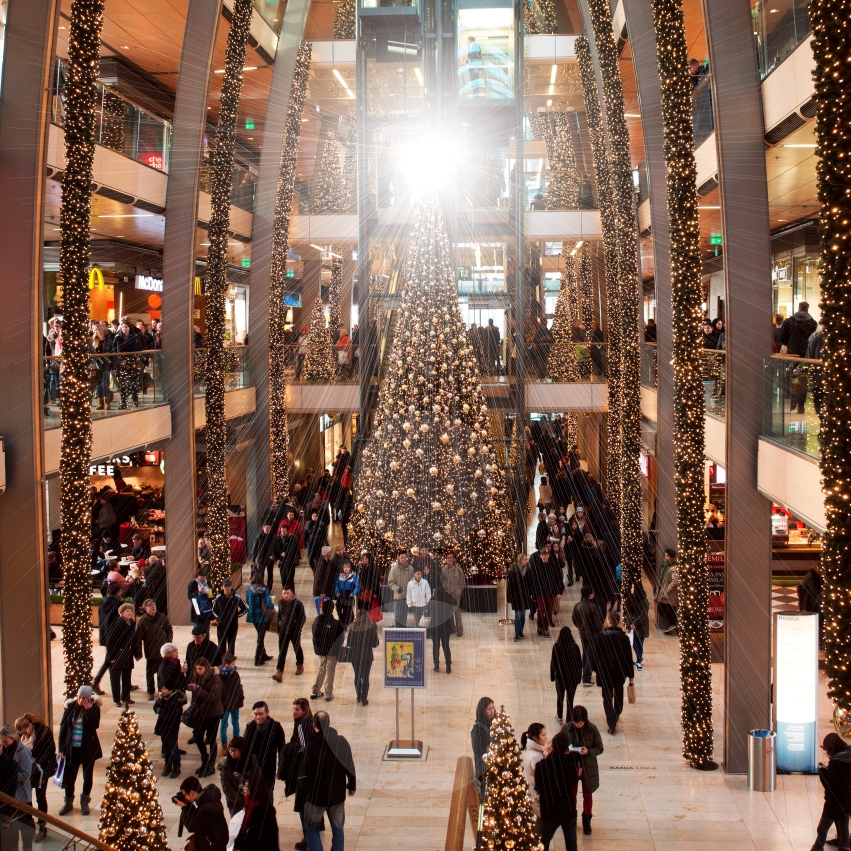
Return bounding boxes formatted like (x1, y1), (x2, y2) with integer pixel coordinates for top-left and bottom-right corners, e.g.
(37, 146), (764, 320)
(369, 597), (382, 623)
(52, 756), (65, 788)
(627, 682), (637, 704)
(337, 629), (351, 664)
(226, 807), (245, 851)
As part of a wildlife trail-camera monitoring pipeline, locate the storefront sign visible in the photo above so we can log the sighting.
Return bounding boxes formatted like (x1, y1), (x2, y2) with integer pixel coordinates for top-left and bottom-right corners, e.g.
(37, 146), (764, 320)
(384, 628), (426, 689)
(88, 268), (105, 290)
(139, 152), (165, 171)
(774, 612), (819, 773)
(135, 275), (163, 293)
(707, 552), (725, 632)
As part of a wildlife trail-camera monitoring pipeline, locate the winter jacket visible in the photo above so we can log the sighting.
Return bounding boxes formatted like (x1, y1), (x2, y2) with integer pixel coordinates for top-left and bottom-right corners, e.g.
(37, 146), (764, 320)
(243, 718), (286, 785)
(313, 557), (336, 599)
(358, 561), (381, 602)
(387, 560), (414, 601)
(312, 612), (345, 657)
(188, 577), (214, 625)
(277, 532), (301, 584)
(219, 666), (245, 712)
(134, 611), (173, 661)
(471, 720), (491, 782)
(159, 656), (187, 691)
(251, 530), (281, 571)
(780, 310), (818, 357)
(334, 572), (360, 604)
(153, 690), (187, 738)
(276, 597), (307, 639)
(589, 627), (634, 686)
(820, 751), (851, 812)
(182, 784), (229, 851)
(217, 752), (260, 812)
(550, 630), (582, 691)
(105, 616), (136, 670)
(624, 583), (651, 639)
(234, 797), (279, 851)
(186, 636), (221, 670)
(24, 722), (57, 782)
(572, 598), (604, 643)
(246, 583), (273, 624)
(212, 592), (248, 633)
(98, 594), (122, 647)
(406, 576), (432, 608)
(441, 563), (465, 602)
(299, 726), (356, 808)
(506, 566), (533, 610)
(4, 741), (32, 804)
(522, 739), (545, 818)
(191, 672), (223, 720)
(58, 699), (103, 763)
(799, 569), (823, 613)
(535, 751), (579, 824)
(429, 586), (456, 636)
(144, 559), (168, 614)
(347, 619), (380, 668)
(807, 330), (824, 362)
(528, 552), (564, 598)
(564, 720), (604, 793)
(655, 563), (679, 608)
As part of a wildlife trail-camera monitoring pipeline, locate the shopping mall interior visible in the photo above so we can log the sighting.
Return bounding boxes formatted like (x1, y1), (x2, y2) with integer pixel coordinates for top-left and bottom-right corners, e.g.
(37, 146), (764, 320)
(0, 0), (845, 847)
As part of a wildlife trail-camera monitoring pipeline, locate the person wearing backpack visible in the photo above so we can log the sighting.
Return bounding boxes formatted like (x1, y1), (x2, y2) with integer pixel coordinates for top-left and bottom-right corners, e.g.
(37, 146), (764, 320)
(246, 572), (275, 666)
(218, 653), (244, 746)
(14, 713), (57, 841)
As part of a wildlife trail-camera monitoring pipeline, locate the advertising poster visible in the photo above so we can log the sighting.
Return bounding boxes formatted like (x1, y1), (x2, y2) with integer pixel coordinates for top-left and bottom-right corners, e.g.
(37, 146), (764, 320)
(707, 552), (725, 632)
(384, 628), (426, 689)
(774, 612), (819, 773)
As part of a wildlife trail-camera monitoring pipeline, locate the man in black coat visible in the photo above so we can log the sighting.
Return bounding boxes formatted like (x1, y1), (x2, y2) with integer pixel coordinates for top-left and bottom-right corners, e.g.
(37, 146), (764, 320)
(299, 711), (356, 851)
(588, 610), (634, 734)
(177, 777), (229, 851)
(272, 587), (307, 682)
(534, 731), (578, 851)
(212, 579), (248, 657)
(277, 525), (301, 589)
(529, 547), (564, 638)
(186, 625), (221, 670)
(242, 701), (286, 795)
(780, 301), (818, 358)
(252, 522), (282, 591)
(144, 555), (168, 614)
(93, 583), (123, 695)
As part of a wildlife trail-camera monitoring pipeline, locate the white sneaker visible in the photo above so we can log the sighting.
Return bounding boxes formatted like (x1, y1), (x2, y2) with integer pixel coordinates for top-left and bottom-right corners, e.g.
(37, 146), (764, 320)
(636, 662), (643, 670)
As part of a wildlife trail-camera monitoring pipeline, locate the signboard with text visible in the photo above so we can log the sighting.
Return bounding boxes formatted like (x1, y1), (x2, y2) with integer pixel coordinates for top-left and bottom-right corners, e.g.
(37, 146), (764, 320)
(774, 612), (819, 773)
(707, 552), (725, 632)
(383, 628), (426, 689)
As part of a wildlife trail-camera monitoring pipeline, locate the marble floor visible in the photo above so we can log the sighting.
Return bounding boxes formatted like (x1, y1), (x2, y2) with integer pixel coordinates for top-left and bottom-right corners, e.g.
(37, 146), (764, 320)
(43, 521), (836, 851)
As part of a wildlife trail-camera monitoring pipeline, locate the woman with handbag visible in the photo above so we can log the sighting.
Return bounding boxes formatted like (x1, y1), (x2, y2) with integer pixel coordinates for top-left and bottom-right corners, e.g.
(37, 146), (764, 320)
(565, 705), (604, 835)
(186, 658), (223, 778)
(623, 582), (651, 671)
(246, 572), (274, 667)
(550, 627), (582, 725)
(348, 607), (380, 705)
(15, 713), (58, 840)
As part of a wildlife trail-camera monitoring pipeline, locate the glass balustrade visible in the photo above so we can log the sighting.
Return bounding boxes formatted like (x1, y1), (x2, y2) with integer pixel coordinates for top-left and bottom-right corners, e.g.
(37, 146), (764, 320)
(193, 346), (251, 396)
(752, 0), (811, 80)
(763, 354), (821, 459)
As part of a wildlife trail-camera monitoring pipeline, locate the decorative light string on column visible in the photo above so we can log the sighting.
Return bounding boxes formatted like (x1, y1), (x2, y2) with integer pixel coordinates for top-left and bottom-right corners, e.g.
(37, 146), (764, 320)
(269, 42), (312, 505)
(810, 0), (851, 728)
(333, 0), (356, 39)
(203, 0), (254, 591)
(546, 114), (580, 210)
(313, 132), (342, 214)
(576, 36), (623, 520)
(585, 0), (643, 594)
(328, 246), (343, 335)
(301, 297), (337, 380)
(651, 0), (714, 769)
(59, 0), (104, 698)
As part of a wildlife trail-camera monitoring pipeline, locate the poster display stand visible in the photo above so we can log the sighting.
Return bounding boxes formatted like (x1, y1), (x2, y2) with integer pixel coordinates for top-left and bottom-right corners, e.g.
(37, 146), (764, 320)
(383, 628), (426, 759)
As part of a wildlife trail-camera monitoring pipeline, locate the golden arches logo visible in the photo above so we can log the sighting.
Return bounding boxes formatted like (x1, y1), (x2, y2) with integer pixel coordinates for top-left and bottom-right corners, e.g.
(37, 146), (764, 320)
(88, 268), (105, 290)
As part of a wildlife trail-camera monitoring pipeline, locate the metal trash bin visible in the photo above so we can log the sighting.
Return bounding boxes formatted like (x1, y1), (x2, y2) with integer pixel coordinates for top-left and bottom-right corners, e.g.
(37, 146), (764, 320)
(748, 729), (776, 792)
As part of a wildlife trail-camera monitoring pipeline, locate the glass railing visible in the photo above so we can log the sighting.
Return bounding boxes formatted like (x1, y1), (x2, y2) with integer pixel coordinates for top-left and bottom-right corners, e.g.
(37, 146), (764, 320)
(763, 354), (821, 459)
(641, 342), (657, 388)
(703, 349), (726, 418)
(51, 59), (172, 173)
(752, 0), (811, 80)
(0, 790), (115, 851)
(537, 341), (608, 383)
(692, 73), (715, 148)
(525, 171), (598, 211)
(43, 350), (167, 430)
(193, 345), (251, 396)
(253, 0), (286, 34)
(200, 161), (257, 213)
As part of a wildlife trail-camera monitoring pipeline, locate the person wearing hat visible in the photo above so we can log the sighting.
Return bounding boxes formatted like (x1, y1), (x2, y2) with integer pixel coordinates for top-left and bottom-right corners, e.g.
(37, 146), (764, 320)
(186, 624), (221, 672)
(58, 686), (102, 816)
(217, 736), (260, 816)
(212, 578), (248, 657)
(135, 597), (173, 700)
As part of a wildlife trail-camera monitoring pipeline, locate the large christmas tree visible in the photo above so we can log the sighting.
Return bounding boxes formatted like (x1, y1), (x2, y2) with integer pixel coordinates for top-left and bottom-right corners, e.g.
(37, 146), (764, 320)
(481, 708), (542, 851)
(301, 297), (336, 381)
(98, 711), (168, 851)
(546, 115), (580, 210)
(350, 197), (514, 578)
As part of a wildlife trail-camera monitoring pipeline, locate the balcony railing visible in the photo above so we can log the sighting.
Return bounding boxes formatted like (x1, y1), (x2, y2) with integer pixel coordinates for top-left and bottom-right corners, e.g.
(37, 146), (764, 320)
(43, 350), (167, 430)
(51, 59), (172, 173)
(200, 162), (257, 214)
(641, 342), (657, 389)
(703, 349), (726, 418)
(763, 353), (821, 460)
(692, 72), (715, 149)
(193, 346), (251, 396)
(752, 0), (811, 80)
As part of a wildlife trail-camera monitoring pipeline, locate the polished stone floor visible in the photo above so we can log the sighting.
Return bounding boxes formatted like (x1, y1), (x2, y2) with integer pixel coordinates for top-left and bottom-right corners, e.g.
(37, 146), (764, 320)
(45, 518), (836, 851)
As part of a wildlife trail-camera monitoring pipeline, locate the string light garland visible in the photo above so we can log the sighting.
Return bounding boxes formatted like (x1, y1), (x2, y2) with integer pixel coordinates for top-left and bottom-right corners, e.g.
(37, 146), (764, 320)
(651, 0), (714, 768)
(312, 133), (342, 214)
(98, 710), (168, 850)
(301, 297), (337, 380)
(523, 0), (557, 35)
(810, 0), (851, 724)
(546, 114), (580, 210)
(269, 42), (312, 505)
(585, 0), (643, 592)
(579, 249), (594, 331)
(202, 0), (253, 590)
(350, 196), (514, 578)
(481, 707), (542, 851)
(59, 0), (104, 698)
(328, 246), (343, 335)
(333, 0), (356, 39)
(576, 36), (622, 519)
(340, 117), (358, 213)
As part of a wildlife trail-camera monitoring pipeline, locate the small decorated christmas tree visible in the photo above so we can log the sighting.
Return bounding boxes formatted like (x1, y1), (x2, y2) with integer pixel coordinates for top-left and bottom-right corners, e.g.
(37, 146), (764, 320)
(301, 297), (336, 381)
(98, 710), (168, 851)
(482, 708), (542, 851)
(548, 254), (581, 382)
(312, 135), (342, 214)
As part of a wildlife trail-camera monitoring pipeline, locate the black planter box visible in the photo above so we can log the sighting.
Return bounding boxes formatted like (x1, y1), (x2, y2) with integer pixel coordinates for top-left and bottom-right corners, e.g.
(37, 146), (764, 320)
(461, 584), (498, 614)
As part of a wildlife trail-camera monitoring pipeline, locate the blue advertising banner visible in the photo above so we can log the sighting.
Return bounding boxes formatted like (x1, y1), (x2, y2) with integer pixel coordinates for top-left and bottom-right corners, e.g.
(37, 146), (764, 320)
(383, 628), (426, 689)
(774, 612), (819, 774)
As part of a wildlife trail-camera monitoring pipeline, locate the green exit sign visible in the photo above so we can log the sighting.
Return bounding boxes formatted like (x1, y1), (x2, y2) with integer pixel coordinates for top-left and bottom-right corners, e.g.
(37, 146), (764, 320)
(709, 235), (723, 246)
(286, 269), (295, 278)
(241, 258), (251, 267)
(245, 119), (255, 130)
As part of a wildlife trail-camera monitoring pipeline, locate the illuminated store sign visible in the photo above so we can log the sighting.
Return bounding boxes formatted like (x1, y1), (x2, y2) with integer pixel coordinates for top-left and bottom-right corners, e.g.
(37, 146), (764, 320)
(135, 275), (163, 292)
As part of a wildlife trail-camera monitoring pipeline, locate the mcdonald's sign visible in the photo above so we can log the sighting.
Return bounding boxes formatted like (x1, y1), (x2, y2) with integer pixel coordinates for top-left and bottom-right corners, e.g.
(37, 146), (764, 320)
(194, 276), (204, 296)
(88, 267), (105, 290)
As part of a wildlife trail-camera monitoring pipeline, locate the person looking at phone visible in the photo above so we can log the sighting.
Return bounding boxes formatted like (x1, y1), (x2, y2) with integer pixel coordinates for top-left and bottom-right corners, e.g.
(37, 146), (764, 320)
(562, 705), (604, 836)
